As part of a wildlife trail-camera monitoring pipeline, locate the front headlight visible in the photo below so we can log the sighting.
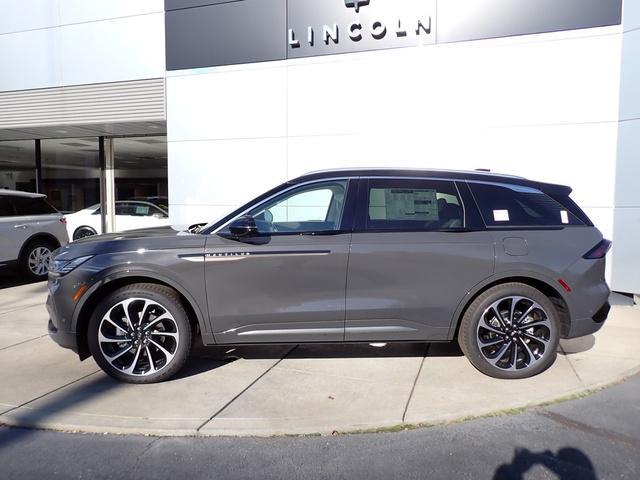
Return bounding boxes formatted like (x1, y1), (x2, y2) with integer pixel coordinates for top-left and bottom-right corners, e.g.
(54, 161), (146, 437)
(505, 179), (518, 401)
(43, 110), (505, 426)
(50, 255), (94, 275)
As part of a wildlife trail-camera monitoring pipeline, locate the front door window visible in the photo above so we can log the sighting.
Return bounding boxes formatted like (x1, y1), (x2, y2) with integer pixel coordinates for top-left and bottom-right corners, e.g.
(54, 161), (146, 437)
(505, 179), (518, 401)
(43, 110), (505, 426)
(245, 180), (348, 234)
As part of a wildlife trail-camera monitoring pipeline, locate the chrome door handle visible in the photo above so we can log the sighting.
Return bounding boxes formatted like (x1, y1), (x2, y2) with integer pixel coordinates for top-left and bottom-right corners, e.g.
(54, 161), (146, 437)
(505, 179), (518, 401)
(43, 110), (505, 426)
(14, 224), (29, 229)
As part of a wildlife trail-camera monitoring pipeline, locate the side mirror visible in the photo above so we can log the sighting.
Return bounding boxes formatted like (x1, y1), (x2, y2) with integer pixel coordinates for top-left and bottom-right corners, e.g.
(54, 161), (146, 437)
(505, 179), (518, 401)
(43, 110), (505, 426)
(227, 215), (258, 238)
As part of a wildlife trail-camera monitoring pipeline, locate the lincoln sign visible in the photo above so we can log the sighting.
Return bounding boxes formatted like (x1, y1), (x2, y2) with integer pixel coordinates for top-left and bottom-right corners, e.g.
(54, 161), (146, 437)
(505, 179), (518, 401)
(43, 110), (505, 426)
(287, 0), (436, 58)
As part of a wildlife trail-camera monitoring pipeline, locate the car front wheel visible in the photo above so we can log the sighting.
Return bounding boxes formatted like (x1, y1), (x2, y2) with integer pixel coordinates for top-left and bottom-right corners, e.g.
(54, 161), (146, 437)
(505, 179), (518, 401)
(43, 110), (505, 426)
(20, 239), (55, 280)
(458, 283), (559, 379)
(88, 283), (192, 384)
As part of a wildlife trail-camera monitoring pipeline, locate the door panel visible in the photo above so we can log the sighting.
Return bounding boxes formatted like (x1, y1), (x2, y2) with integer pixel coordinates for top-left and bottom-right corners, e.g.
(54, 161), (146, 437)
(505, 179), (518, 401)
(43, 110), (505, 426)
(205, 233), (350, 343)
(346, 231), (494, 341)
(205, 177), (356, 344)
(0, 216), (25, 262)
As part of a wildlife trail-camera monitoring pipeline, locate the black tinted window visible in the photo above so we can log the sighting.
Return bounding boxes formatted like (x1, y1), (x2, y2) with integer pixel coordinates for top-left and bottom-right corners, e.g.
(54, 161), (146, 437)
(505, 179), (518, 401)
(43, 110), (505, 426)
(0, 196), (14, 216)
(366, 179), (463, 231)
(469, 182), (585, 227)
(12, 196), (57, 216)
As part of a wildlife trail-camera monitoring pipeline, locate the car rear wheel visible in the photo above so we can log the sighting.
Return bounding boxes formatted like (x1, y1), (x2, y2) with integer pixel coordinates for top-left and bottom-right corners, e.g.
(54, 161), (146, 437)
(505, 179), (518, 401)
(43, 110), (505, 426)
(88, 283), (192, 384)
(20, 239), (56, 280)
(458, 282), (559, 379)
(73, 226), (97, 240)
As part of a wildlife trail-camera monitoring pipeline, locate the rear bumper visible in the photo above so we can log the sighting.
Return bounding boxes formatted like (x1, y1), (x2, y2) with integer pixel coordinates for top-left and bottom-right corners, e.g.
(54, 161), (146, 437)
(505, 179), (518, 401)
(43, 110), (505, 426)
(565, 301), (610, 338)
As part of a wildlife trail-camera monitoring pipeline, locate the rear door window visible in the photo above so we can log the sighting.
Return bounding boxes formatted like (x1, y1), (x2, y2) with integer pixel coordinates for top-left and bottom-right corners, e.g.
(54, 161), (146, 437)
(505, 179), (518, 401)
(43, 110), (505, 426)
(365, 178), (464, 231)
(468, 182), (585, 227)
(12, 196), (57, 216)
(0, 196), (15, 216)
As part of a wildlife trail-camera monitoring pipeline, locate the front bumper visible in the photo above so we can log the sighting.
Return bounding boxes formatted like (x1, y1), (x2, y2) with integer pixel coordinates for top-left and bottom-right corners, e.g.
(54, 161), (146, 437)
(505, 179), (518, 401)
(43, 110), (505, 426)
(565, 301), (610, 338)
(46, 286), (79, 354)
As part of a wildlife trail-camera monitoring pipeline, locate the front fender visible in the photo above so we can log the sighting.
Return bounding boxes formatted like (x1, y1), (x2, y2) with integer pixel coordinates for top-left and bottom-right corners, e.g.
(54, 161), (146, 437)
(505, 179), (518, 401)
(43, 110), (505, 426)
(71, 257), (211, 342)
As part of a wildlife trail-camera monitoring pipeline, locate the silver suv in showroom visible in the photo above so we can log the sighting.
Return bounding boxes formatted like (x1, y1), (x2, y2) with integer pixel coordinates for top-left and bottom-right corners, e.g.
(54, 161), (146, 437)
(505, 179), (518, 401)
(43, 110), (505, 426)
(0, 190), (69, 280)
(47, 169), (611, 383)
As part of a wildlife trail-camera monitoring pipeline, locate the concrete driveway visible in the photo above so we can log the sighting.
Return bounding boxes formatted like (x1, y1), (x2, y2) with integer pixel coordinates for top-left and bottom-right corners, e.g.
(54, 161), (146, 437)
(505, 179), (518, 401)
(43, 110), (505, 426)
(0, 273), (639, 437)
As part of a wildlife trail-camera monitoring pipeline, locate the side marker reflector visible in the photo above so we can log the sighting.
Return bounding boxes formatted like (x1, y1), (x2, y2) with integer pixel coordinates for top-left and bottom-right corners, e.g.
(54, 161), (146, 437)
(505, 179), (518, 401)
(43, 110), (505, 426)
(558, 279), (572, 292)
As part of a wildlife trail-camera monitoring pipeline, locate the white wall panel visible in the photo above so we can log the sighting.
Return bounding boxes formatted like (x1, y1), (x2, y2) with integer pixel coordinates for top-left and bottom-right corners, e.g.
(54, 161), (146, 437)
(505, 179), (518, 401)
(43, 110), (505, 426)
(0, 0), (163, 33)
(611, 207), (640, 292)
(58, 13), (165, 87)
(623, 0), (640, 31)
(0, 10), (164, 91)
(167, 66), (287, 142)
(59, 0), (164, 25)
(287, 32), (622, 138)
(615, 119), (640, 207)
(619, 28), (640, 120)
(168, 138), (288, 225)
(0, 0), (57, 34)
(0, 29), (61, 91)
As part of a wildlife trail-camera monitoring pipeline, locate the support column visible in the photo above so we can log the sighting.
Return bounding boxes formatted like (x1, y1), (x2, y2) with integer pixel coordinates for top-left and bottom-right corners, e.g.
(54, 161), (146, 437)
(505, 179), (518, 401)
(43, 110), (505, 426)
(99, 137), (116, 234)
(34, 139), (42, 193)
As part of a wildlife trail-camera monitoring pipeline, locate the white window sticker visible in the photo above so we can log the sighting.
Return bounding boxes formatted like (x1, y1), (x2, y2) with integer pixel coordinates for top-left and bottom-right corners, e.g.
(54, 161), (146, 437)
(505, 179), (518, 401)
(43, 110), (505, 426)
(384, 188), (439, 221)
(560, 210), (569, 224)
(493, 209), (510, 222)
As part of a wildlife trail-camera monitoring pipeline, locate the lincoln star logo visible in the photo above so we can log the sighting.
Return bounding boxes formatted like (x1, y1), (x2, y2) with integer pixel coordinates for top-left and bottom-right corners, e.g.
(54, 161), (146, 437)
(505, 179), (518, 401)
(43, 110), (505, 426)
(345, 0), (369, 13)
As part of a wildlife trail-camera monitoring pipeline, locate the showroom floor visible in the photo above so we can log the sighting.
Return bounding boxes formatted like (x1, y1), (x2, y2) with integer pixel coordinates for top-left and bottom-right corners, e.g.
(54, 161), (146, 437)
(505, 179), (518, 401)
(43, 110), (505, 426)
(0, 277), (639, 437)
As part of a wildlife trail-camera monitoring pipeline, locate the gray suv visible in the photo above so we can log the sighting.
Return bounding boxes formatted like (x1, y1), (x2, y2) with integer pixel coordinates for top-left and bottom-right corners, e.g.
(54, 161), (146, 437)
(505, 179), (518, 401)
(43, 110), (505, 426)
(0, 190), (69, 279)
(47, 169), (611, 383)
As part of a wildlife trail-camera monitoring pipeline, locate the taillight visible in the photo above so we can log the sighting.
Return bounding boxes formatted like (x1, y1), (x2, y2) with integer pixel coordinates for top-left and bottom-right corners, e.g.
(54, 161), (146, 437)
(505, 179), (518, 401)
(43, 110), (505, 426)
(583, 239), (611, 259)
(59, 217), (67, 225)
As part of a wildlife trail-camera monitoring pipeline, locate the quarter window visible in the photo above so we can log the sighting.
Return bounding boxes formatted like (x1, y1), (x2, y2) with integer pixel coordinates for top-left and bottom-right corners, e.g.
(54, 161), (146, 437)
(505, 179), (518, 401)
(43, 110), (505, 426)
(469, 182), (585, 227)
(365, 179), (463, 231)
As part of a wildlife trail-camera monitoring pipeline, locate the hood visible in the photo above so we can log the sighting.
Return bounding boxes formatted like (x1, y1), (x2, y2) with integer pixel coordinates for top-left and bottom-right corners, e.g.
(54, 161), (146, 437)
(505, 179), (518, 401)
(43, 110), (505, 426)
(55, 226), (206, 258)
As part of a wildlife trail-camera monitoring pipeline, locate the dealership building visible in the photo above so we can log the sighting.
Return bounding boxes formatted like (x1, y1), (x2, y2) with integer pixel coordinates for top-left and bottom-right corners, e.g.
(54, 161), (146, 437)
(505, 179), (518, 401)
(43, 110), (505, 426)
(0, 0), (638, 293)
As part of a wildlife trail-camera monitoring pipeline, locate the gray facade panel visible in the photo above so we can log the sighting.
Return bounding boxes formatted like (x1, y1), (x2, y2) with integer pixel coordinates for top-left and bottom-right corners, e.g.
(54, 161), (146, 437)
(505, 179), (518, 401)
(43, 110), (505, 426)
(165, 0), (286, 70)
(165, 0), (622, 71)
(437, 0), (623, 43)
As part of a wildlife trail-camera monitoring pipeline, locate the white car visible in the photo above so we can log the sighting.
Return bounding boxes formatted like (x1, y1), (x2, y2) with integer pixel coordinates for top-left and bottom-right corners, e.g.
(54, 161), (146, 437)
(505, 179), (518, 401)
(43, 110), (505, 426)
(65, 200), (170, 241)
(0, 190), (69, 279)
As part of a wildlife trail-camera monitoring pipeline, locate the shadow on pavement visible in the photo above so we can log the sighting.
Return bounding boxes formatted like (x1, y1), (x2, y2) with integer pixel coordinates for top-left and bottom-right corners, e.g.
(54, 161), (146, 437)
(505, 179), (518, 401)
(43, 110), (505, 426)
(0, 266), (42, 290)
(0, 373), (113, 450)
(494, 447), (598, 480)
(178, 341), (463, 380)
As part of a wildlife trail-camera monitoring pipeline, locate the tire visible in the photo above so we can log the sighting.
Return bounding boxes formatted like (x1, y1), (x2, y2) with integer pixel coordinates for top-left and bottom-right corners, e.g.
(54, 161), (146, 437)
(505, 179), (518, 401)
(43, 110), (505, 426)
(20, 238), (56, 280)
(87, 283), (192, 384)
(458, 282), (559, 379)
(73, 226), (97, 240)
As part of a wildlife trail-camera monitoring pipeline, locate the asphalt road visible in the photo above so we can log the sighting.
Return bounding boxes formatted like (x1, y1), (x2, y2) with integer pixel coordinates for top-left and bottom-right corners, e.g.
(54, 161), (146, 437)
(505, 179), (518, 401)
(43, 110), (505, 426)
(0, 374), (638, 480)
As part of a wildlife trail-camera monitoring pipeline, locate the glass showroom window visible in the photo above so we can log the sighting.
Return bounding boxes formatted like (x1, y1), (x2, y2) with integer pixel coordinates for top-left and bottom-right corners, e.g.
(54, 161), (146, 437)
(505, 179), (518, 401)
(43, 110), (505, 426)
(0, 140), (36, 192)
(40, 138), (100, 214)
(113, 136), (168, 232)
